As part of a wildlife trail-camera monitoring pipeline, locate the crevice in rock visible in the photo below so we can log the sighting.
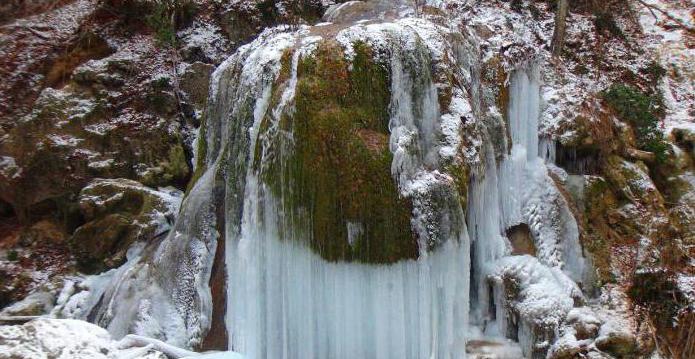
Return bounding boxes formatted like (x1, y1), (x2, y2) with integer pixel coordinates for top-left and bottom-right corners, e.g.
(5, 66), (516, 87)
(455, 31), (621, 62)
(556, 142), (602, 175)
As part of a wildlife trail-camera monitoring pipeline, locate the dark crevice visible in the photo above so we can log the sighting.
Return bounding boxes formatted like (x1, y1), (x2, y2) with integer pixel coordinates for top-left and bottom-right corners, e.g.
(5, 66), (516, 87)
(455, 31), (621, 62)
(555, 143), (602, 175)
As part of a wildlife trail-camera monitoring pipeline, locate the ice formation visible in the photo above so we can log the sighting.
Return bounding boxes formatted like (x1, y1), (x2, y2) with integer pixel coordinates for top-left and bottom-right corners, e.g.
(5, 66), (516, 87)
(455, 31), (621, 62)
(468, 68), (589, 356)
(224, 21), (470, 359)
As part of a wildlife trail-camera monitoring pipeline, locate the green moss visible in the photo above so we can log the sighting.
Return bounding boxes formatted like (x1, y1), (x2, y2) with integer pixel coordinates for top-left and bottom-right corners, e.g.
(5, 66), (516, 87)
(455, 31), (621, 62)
(187, 117), (208, 193)
(160, 141), (190, 187)
(644, 61), (667, 85)
(446, 163), (470, 213)
(582, 176), (616, 284)
(262, 41), (417, 263)
(142, 0), (198, 48)
(603, 84), (668, 163)
(278, 48), (294, 84)
(73, 179), (173, 272)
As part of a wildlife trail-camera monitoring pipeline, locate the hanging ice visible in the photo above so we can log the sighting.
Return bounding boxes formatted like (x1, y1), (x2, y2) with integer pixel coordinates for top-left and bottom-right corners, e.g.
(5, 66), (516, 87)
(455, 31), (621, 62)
(467, 66), (589, 357)
(222, 21), (473, 359)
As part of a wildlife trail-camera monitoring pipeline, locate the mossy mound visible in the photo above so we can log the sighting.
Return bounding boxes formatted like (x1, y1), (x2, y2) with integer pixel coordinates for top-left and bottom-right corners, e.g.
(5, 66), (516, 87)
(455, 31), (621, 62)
(260, 41), (417, 264)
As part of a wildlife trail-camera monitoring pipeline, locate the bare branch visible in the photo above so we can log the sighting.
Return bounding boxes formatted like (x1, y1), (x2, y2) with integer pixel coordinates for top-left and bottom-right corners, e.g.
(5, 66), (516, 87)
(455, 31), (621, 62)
(635, 0), (695, 34)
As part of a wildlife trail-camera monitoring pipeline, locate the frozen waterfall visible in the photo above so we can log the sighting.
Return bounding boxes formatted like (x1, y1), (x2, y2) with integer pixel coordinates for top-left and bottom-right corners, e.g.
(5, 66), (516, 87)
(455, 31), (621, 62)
(467, 67), (588, 352)
(223, 26), (470, 359)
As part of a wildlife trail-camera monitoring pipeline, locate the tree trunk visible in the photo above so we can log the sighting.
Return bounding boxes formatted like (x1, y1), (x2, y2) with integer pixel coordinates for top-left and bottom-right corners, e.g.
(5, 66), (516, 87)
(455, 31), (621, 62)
(551, 0), (569, 57)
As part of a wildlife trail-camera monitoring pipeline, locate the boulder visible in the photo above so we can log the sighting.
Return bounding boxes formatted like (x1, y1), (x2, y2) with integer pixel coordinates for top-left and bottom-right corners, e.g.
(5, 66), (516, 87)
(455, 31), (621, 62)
(594, 330), (637, 358)
(69, 179), (182, 273)
(0, 290), (54, 317)
(565, 307), (602, 340)
(179, 62), (215, 111)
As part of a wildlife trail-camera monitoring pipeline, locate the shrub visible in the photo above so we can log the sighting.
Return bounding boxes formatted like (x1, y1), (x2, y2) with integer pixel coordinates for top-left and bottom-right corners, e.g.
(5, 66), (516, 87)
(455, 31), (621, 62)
(629, 269), (685, 328)
(603, 84), (668, 162)
(146, 3), (177, 47)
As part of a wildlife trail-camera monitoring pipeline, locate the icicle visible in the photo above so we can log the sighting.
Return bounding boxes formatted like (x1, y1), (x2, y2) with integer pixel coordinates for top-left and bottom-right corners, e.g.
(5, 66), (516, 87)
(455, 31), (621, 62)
(468, 65), (588, 341)
(224, 24), (470, 359)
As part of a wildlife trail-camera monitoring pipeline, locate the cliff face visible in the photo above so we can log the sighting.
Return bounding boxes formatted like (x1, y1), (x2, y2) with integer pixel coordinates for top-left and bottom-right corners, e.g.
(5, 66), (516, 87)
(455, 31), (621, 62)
(0, 0), (328, 306)
(0, 1), (694, 358)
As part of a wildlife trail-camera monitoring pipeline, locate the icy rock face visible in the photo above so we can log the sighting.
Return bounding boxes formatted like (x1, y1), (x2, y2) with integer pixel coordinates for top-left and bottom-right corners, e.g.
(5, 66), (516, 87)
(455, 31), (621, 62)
(488, 256), (583, 358)
(53, 27), (307, 350)
(52, 3), (599, 357)
(467, 67), (593, 358)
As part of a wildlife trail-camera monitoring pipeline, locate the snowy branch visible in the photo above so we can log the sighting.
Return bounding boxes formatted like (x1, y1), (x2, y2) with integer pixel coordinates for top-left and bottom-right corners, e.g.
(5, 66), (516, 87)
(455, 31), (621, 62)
(635, 0), (695, 33)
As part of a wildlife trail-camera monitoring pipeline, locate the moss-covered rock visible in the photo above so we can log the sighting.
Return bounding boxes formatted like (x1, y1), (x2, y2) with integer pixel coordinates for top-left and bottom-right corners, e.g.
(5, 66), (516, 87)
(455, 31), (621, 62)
(582, 176), (618, 284)
(258, 41), (417, 264)
(69, 178), (180, 273)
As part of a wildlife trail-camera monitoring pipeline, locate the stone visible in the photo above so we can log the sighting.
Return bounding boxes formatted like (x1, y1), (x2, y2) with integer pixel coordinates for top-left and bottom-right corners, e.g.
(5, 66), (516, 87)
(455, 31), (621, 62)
(180, 62), (214, 111)
(595, 330), (638, 358)
(69, 178), (182, 273)
(506, 223), (536, 256)
(565, 307), (602, 340)
(0, 291), (55, 316)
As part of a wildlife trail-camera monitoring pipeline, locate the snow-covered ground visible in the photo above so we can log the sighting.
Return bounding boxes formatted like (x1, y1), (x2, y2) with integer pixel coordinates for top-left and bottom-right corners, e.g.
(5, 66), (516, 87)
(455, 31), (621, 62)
(0, 318), (245, 359)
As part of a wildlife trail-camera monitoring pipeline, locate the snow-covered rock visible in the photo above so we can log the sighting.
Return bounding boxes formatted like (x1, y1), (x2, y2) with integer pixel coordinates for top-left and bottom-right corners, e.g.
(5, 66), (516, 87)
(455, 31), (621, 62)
(0, 318), (164, 359)
(0, 318), (247, 359)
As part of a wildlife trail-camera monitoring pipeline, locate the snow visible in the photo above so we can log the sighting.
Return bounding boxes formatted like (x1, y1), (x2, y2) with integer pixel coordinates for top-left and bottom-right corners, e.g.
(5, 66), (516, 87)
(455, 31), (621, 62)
(637, 0), (695, 134)
(0, 156), (21, 179)
(491, 255), (582, 329)
(88, 158), (117, 170)
(178, 22), (231, 64)
(677, 274), (695, 308)
(0, 318), (246, 359)
(0, 318), (161, 359)
(80, 179), (183, 236)
(440, 88), (472, 160)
